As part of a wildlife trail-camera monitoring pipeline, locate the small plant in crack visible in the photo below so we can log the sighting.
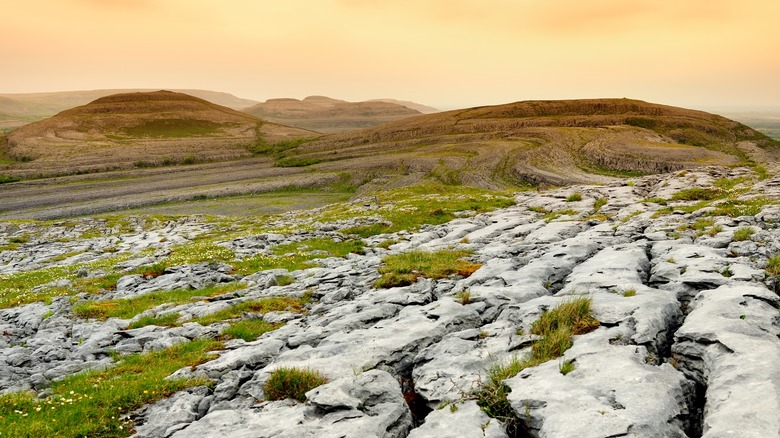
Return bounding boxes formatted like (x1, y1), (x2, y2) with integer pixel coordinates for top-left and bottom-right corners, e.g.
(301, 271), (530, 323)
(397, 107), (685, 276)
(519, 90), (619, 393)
(565, 193), (582, 202)
(263, 367), (328, 402)
(721, 265), (733, 278)
(666, 257), (676, 264)
(559, 359), (576, 375)
(622, 289), (636, 297)
(454, 290), (472, 305)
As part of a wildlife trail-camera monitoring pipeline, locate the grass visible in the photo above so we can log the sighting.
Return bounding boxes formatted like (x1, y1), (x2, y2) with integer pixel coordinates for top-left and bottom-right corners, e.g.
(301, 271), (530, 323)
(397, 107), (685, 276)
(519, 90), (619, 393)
(714, 176), (751, 191)
(708, 198), (774, 217)
(374, 249), (481, 288)
(121, 119), (223, 138)
(72, 283), (244, 321)
(128, 313), (181, 329)
(543, 208), (578, 222)
(276, 275), (295, 286)
(0, 339), (221, 438)
(454, 290), (472, 305)
(766, 254), (780, 276)
(275, 157), (322, 167)
(732, 227), (755, 241)
(0, 174), (21, 184)
(193, 296), (308, 326)
(593, 197), (607, 212)
(271, 238), (365, 258)
(338, 184), (515, 237)
(565, 193), (582, 202)
(670, 188), (724, 201)
(474, 297), (599, 431)
(559, 359), (576, 375)
(622, 289), (637, 297)
(263, 367), (328, 402)
(222, 319), (281, 342)
(690, 218), (714, 231)
(229, 238), (365, 276)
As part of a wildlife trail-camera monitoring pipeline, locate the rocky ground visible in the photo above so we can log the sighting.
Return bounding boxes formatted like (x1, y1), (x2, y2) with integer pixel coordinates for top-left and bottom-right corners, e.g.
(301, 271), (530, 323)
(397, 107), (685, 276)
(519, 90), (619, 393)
(2, 166), (780, 437)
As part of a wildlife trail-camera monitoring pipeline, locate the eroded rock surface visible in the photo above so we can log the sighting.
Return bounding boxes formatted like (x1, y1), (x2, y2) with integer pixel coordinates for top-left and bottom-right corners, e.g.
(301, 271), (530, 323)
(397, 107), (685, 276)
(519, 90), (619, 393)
(2, 166), (780, 437)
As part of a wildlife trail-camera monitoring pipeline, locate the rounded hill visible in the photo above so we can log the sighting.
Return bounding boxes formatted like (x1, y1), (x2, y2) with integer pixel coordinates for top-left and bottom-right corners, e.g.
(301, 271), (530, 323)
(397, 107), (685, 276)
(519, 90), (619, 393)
(286, 98), (780, 187)
(5, 91), (314, 176)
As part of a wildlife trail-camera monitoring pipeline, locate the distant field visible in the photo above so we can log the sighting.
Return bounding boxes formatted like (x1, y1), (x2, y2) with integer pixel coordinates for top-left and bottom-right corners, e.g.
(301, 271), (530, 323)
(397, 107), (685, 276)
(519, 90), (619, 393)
(719, 111), (780, 140)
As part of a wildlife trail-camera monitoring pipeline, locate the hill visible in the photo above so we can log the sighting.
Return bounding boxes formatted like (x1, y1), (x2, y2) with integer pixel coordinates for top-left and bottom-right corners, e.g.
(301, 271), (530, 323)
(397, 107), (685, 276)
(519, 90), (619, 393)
(0, 89), (259, 130)
(242, 96), (425, 133)
(2, 90), (313, 176)
(282, 98), (780, 187)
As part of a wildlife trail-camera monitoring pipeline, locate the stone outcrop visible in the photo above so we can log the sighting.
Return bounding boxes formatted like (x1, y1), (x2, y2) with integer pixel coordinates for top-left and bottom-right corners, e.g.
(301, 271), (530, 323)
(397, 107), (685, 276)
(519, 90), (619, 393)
(2, 166), (780, 437)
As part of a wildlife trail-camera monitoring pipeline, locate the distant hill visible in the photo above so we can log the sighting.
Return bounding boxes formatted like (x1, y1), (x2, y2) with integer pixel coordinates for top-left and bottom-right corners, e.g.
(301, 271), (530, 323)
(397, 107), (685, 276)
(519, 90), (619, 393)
(0, 89), (259, 129)
(281, 98), (780, 187)
(366, 99), (439, 114)
(242, 96), (427, 133)
(3, 91), (313, 176)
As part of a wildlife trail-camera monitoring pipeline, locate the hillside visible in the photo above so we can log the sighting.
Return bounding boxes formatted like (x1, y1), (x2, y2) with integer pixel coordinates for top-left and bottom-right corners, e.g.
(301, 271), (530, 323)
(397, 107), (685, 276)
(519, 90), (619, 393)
(2, 91), (313, 176)
(242, 96), (425, 133)
(284, 98), (780, 187)
(0, 89), (259, 129)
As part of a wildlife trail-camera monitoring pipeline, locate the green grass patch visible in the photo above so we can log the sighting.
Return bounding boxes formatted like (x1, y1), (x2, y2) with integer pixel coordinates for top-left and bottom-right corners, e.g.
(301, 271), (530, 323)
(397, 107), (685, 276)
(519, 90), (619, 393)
(593, 197), (607, 212)
(275, 157), (322, 167)
(194, 296), (308, 326)
(0, 339), (221, 437)
(222, 319), (281, 342)
(338, 184), (515, 237)
(690, 218), (714, 231)
(121, 119), (224, 138)
(642, 197), (668, 205)
(374, 249), (481, 288)
(263, 367), (328, 402)
(708, 198), (774, 217)
(276, 275), (295, 286)
(670, 188), (724, 201)
(72, 283), (243, 321)
(713, 176), (751, 191)
(732, 226), (755, 241)
(128, 313), (181, 329)
(246, 138), (312, 156)
(543, 208), (579, 222)
(766, 254), (780, 276)
(0, 174), (20, 184)
(271, 237), (365, 258)
(559, 359), (576, 375)
(474, 297), (599, 432)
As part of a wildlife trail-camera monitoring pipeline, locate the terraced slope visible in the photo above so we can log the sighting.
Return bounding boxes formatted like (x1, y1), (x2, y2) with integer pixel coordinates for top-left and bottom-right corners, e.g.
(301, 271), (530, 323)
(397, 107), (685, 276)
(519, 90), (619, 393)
(243, 95), (424, 133)
(288, 98), (780, 186)
(2, 167), (780, 437)
(3, 91), (314, 177)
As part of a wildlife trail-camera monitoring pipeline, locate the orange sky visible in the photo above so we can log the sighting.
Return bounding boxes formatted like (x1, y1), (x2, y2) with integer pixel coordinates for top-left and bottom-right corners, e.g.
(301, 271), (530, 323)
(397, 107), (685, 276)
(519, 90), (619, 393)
(2, 0), (779, 110)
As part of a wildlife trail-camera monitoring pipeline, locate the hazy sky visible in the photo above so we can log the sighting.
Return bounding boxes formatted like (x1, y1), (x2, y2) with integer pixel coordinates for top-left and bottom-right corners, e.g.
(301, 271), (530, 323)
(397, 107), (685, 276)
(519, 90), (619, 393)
(2, 0), (779, 110)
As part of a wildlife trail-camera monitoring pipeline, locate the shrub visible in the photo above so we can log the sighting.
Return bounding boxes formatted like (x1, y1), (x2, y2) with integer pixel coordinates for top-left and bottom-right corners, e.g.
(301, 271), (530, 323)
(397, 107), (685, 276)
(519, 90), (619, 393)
(264, 367), (328, 402)
(732, 227), (755, 242)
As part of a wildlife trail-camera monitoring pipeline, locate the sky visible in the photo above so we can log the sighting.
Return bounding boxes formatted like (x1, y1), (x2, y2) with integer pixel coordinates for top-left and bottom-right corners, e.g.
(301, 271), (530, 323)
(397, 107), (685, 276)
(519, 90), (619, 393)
(2, 0), (779, 110)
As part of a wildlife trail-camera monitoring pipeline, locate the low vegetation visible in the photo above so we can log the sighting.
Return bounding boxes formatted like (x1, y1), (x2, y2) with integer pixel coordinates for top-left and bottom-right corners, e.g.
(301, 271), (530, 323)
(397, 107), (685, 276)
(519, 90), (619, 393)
(263, 367), (328, 402)
(0, 339), (221, 437)
(670, 188), (724, 201)
(474, 297), (599, 431)
(374, 249), (481, 288)
(732, 227), (755, 242)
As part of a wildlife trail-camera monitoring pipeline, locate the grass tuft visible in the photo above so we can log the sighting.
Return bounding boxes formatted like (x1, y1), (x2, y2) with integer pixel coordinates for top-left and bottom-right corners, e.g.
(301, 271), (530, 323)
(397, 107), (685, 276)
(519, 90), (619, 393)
(565, 193), (582, 202)
(263, 367), (328, 402)
(732, 227), (755, 242)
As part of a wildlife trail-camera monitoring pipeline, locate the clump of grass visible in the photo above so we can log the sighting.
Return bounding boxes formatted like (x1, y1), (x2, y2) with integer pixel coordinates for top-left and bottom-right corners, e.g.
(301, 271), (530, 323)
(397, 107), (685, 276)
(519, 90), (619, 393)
(543, 208), (579, 222)
(194, 296), (308, 326)
(670, 188), (724, 201)
(709, 198), (773, 218)
(721, 265), (733, 278)
(275, 157), (321, 167)
(732, 227), (755, 242)
(0, 174), (21, 184)
(593, 197), (608, 212)
(474, 297), (599, 430)
(622, 289), (637, 297)
(690, 218), (714, 231)
(222, 319), (281, 342)
(642, 197), (668, 205)
(766, 254), (780, 276)
(128, 313), (181, 329)
(565, 193), (582, 202)
(0, 339), (221, 437)
(374, 250), (481, 288)
(263, 367), (328, 402)
(276, 275), (295, 286)
(559, 359), (576, 375)
(454, 290), (472, 305)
